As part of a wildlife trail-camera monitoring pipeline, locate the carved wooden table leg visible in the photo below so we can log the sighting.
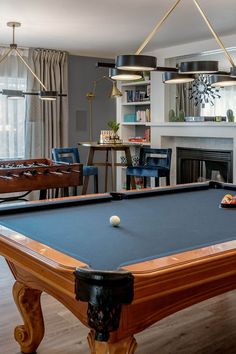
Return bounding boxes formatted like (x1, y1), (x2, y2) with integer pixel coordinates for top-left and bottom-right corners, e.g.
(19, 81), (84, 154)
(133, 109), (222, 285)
(88, 331), (137, 354)
(13, 281), (44, 354)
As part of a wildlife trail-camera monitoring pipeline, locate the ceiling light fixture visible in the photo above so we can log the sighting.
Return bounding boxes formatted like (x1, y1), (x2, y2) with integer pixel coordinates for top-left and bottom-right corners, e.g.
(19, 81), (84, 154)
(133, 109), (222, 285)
(1, 89), (25, 99)
(109, 68), (142, 81)
(162, 72), (195, 84)
(209, 75), (236, 87)
(179, 61), (219, 74)
(86, 76), (122, 141)
(115, 0), (181, 74)
(113, 0), (236, 85)
(0, 22), (58, 100)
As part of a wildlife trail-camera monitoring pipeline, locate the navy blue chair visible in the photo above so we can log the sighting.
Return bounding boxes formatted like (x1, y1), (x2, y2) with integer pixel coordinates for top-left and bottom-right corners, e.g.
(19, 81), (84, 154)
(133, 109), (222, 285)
(52, 147), (98, 194)
(126, 148), (172, 190)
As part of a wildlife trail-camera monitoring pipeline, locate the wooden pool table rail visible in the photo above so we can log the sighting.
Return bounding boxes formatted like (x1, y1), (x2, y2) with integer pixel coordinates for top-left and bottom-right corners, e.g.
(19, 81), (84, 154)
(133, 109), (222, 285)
(0, 220), (235, 353)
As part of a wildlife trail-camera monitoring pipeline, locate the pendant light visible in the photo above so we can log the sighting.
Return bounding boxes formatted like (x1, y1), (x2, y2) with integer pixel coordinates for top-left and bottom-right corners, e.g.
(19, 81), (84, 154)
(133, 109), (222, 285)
(0, 22), (58, 100)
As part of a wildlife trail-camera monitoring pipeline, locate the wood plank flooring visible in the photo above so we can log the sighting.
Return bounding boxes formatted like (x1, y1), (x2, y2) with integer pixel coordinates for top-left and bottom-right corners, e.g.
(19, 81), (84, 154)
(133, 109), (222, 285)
(0, 256), (236, 354)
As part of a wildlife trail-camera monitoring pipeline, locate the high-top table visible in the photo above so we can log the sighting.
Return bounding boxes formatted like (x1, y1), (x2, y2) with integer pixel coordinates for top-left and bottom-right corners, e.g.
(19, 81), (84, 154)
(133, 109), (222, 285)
(79, 142), (136, 193)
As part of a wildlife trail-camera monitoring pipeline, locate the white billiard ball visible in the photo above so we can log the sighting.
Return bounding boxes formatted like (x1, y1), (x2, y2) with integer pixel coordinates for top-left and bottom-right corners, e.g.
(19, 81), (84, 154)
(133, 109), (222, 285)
(110, 215), (120, 227)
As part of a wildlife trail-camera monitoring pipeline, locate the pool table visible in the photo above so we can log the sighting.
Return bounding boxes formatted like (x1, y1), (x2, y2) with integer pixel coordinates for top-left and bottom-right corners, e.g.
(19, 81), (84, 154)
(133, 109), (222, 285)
(0, 181), (236, 354)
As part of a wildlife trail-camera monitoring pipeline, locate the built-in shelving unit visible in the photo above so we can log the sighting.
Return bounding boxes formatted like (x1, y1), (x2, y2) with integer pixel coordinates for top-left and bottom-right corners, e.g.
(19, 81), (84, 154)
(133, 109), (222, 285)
(116, 78), (152, 189)
(118, 79), (151, 144)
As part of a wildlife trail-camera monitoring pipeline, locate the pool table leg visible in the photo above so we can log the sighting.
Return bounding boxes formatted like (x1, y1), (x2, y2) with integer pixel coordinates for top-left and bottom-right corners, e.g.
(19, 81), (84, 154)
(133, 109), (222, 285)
(13, 281), (44, 354)
(88, 331), (137, 354)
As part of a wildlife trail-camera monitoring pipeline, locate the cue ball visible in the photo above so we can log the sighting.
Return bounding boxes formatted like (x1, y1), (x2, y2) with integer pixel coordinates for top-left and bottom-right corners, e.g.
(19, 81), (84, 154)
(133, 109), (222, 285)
(110, 215), (120, 227)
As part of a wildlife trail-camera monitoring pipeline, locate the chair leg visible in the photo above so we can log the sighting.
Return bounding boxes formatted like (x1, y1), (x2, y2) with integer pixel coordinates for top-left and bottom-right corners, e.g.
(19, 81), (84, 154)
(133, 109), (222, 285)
(155, 177), (159, 187)
(39, 189), (47, 200)
(94, 175), (98, 194)
(55, 188), (59, 198)
(63, 187), (69, 197)
(126, 175), (131, 190)
(143, 177), (147, 188)
(166, 174), (170, 186)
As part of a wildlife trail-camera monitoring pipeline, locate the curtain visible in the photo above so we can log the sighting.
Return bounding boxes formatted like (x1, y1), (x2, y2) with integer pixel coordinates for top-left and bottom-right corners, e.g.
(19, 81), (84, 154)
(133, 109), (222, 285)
(25, 48), (69, 159)
(176, 83), (200, 117)
(201, 86), (236, 118)
(0, 47), (28, 158)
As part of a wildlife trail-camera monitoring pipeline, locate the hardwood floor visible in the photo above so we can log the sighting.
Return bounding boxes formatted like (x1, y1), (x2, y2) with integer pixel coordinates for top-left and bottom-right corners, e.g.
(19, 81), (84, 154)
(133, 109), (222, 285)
(0, 256), (236, 354)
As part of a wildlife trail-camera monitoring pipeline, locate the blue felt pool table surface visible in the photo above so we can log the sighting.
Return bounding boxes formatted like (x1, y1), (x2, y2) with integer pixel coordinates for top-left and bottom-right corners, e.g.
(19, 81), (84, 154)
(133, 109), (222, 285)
(0, 183), (235, 270)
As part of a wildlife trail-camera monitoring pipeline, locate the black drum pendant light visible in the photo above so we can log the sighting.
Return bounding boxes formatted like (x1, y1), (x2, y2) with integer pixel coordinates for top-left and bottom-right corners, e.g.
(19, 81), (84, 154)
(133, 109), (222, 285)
(109, 68), (142, 81)
(209, 75), (236, 87)
(116, 55), (157, 72)
(162, 72), (195, 84)
(113, 0), (236, 86)
(179, 61), (219, 74)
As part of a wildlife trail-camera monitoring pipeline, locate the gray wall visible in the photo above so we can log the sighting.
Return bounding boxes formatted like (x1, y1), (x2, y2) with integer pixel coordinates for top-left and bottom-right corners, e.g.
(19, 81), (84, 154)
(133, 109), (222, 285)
(68, 55), (116, 193)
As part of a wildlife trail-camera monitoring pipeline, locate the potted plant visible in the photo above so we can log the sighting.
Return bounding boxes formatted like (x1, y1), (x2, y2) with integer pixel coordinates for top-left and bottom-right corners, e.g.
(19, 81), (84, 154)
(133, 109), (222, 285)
(107, 121), (120, 141)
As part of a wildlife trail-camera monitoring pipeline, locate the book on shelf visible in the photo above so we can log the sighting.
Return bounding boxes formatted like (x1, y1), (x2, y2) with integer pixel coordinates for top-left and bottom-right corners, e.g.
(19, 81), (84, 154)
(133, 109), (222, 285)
(135, 108), (150, 122)
(124, 89), (150, 103)
(145, 127), (150, 143)
(123, 108), (150, 123)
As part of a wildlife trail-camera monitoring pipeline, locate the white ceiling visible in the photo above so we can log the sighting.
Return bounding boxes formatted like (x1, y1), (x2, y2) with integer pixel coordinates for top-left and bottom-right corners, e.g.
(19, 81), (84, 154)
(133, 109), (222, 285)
(1, 0), (236, 59)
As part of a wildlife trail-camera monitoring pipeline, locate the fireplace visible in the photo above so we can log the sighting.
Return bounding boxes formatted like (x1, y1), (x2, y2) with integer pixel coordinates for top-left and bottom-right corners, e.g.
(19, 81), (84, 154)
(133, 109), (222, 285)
(177, 147), (233, 184)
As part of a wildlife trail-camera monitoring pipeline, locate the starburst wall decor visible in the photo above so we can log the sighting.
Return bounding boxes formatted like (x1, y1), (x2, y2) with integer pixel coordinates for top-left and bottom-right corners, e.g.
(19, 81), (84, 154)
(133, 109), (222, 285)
(188, 75), (221, 107)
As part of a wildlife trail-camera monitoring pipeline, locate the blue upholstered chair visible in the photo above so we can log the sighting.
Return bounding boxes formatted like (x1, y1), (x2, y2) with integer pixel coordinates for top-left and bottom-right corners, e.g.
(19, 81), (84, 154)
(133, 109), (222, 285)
(52, 147), (98, 194)
(126, 148), (172, 190)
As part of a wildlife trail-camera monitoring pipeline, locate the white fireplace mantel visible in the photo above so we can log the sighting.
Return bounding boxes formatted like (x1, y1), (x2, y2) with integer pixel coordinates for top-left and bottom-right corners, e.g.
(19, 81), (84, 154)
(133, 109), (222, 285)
(149, 122), (236, 183)
(148, 122), (236, 138)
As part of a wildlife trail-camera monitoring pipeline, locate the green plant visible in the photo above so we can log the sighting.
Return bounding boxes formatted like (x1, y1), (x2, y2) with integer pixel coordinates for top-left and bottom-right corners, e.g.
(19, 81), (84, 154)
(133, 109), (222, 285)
(107, 121), (120, 133)
(178, 109), (185, 122)
(168, 109), (185, 122)
(168, 109), (176, 122)
(226, 109), (234, 122)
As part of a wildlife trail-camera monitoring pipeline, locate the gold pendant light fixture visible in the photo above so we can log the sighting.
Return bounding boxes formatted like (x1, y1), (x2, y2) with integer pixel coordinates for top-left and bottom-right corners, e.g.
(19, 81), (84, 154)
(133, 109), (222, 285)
(0, 22), (59, 100)
(112, 0), (236, 86)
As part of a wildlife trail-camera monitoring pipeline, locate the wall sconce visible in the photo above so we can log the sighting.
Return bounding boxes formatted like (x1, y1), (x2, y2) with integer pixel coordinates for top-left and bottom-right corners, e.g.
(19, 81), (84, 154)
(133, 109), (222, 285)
(86, 76), (122, 141)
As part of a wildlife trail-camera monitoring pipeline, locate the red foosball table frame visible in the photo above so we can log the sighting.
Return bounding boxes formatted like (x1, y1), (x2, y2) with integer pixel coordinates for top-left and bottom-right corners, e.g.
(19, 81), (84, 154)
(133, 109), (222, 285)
(0, 158), (83, 202)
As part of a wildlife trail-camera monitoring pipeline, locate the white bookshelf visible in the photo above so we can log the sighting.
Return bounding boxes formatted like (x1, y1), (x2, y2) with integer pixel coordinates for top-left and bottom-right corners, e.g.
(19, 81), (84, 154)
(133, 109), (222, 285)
(116, 78), (152, 189)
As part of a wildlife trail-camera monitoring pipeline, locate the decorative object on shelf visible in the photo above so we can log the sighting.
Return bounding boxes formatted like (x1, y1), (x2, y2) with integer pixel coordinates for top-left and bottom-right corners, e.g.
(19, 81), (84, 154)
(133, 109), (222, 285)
(100, 0), (236, 86)
(0, 22), (61, 100)
(188, 75), (221, 107)
(227, 109), (235, 122)
(86, 77), (122, 141)
(184, 116), (226, 122)
(107, 121), (122, 143)
(168, 109), (185, 122)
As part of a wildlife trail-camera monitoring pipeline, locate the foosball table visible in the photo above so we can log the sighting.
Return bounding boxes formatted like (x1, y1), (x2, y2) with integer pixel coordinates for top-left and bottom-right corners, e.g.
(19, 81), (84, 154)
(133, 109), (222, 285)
(0, 158), (83, 202)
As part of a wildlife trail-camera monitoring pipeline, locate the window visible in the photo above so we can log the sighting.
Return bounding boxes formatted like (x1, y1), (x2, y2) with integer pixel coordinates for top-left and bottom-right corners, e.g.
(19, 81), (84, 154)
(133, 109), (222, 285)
(0, 78), (26, 158)
(200, 86), (236, 118)
(0, 48), (28, 159)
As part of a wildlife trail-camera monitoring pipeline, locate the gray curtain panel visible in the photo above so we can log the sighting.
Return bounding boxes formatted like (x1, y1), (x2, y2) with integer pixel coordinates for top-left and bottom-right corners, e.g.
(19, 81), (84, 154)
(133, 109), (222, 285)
(176, 83), (200, 117)
(25, 48), (69, 158)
